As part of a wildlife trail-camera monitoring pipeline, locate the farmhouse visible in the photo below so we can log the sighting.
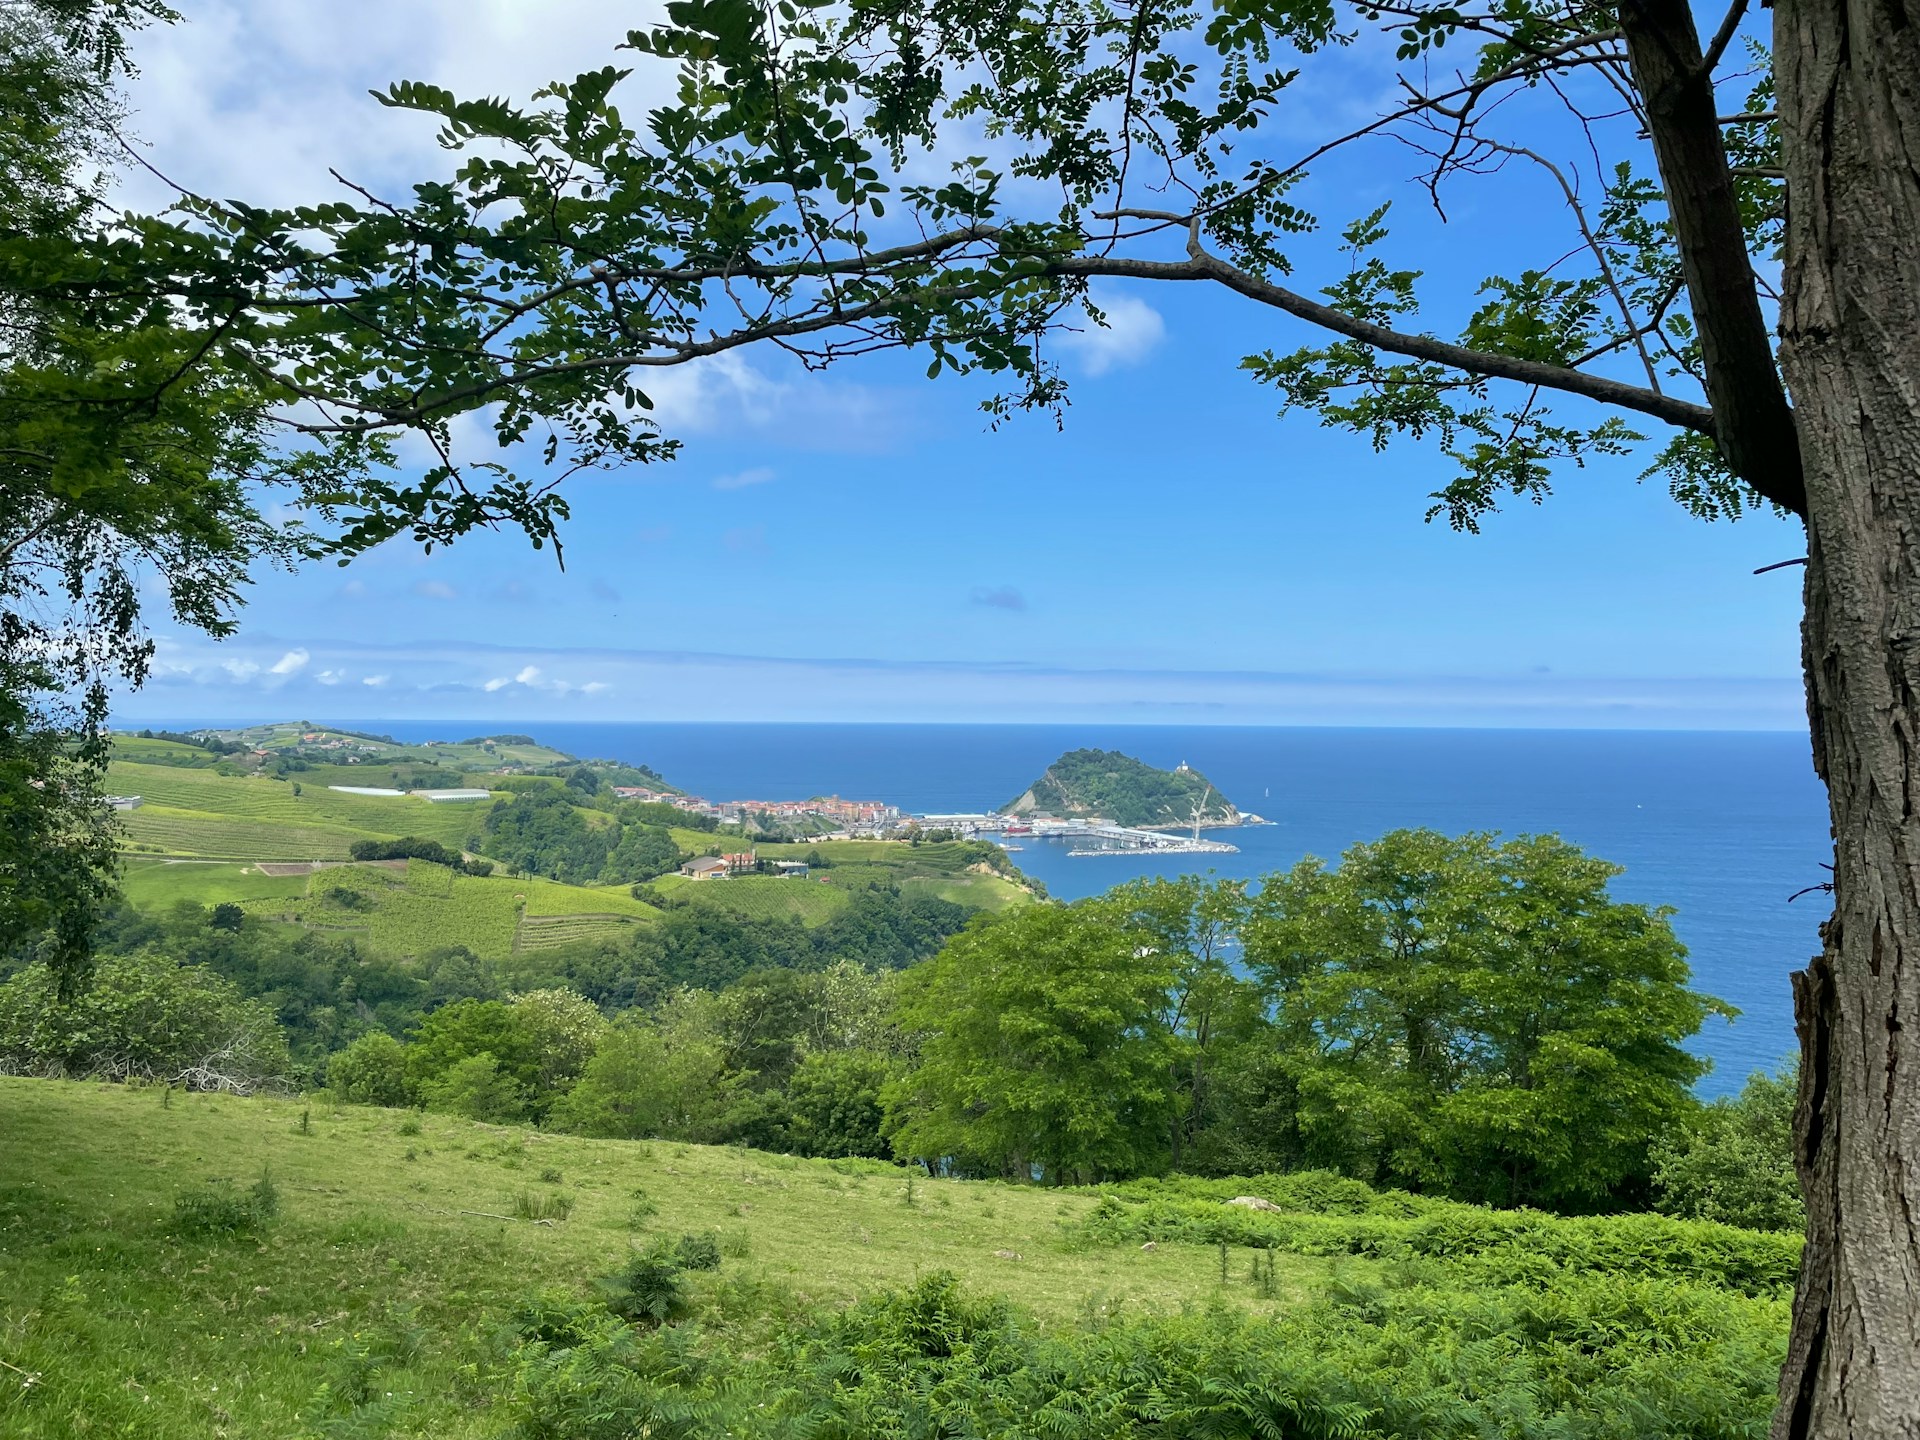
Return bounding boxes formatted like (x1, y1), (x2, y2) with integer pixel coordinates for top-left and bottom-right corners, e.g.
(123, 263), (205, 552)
(680, 856), (729, 880)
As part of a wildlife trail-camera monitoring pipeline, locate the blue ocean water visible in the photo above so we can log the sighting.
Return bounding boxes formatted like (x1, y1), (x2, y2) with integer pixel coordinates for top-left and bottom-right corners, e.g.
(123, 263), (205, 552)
(348, 722), (1831, 1094)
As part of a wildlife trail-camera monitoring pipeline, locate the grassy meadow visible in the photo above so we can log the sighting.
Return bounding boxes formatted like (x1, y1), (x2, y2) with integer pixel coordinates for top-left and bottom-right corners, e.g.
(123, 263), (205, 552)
(0, 1078), (1326, 1439)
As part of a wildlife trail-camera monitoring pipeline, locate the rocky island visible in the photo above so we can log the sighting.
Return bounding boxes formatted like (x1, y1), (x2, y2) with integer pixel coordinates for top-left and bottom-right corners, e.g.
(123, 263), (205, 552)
(1002, 748), (1244, 829)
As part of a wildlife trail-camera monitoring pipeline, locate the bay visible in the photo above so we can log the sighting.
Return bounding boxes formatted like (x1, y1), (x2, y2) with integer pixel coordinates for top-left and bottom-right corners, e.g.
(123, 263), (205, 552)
(344, 721), (1831, 1094)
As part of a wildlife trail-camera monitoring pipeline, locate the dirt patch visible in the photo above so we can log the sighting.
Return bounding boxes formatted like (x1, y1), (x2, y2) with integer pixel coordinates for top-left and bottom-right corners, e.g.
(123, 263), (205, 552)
(255, 860), (408, 877)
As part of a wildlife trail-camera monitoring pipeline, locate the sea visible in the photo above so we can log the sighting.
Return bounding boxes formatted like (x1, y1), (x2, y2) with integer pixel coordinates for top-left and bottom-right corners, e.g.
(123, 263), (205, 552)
(278, 722), (1834, 1094)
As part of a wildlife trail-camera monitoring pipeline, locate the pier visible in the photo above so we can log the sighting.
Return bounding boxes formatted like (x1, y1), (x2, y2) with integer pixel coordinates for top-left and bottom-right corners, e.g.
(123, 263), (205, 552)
(1026, 818), (1239, 856)
(914, 813), (1242, 855)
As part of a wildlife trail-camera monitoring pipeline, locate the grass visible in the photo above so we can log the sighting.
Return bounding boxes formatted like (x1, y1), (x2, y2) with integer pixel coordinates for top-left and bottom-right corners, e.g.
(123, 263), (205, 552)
(0, 1078), (1332, 1439)
(652, 874), (852, 927)
(218, 862), (663, 959)
(107, 761), (491, 852)
(902, 873), (1029, 912)
(119, 859), (313, 909)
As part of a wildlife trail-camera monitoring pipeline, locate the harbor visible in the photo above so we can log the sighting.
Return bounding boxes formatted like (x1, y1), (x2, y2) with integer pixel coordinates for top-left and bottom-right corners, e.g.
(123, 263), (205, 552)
(913, 812), (1242, 856)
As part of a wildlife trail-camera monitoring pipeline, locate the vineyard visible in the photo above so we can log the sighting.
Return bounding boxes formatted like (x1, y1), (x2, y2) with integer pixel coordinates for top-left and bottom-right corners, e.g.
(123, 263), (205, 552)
(514, 913), (645, 952)
(120, 807), (366, 860)
(518, 876), (659, 920)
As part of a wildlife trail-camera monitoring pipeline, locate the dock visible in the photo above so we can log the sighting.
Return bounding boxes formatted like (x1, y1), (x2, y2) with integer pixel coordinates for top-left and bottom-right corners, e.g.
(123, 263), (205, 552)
(1027, 818), (1239, 856)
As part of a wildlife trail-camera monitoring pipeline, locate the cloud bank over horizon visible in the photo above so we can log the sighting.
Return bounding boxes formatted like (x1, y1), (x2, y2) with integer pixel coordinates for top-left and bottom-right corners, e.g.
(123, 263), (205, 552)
(115, 634), (1805, 732)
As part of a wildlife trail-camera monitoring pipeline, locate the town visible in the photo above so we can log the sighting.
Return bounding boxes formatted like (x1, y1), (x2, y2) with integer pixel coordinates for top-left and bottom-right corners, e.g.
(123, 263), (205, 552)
(610, 785), (902, 836)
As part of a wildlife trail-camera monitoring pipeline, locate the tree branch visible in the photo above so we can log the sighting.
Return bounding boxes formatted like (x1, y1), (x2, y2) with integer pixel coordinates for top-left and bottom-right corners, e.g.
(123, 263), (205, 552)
(1048, 250), (1719, 437)
(1618, 0), (1806, 516)
(1699, 0), (1749, 75)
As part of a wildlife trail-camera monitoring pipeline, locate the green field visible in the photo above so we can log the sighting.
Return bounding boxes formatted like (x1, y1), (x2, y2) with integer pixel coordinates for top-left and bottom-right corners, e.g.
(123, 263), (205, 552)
(223, 861), (662, 960)
(902, 872), (1029, 911)
(119, 859), (314, 909)
(108, 761), (495, 853)
(0, 1078), (1320, 1439)
(650, 873), (853, 926)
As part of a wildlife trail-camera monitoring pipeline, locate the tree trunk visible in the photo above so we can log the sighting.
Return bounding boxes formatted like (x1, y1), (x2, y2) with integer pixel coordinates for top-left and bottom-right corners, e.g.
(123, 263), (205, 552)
(1774, 3), (1920, 1435)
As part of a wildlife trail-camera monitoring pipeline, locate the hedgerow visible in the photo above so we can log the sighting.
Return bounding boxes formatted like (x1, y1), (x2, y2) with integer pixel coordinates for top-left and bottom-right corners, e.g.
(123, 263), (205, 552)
(1075, 1174), (1802, 1297)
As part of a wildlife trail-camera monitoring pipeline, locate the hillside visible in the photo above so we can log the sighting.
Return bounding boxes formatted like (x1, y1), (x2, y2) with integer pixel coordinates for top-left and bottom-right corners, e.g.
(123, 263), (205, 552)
(1004, 748), (1241, 828)
(0, 1079), (1792, 1439)
(104, 753), (1031, 954)
(113, 722), (682, 794)
(121, 858), (661, 960)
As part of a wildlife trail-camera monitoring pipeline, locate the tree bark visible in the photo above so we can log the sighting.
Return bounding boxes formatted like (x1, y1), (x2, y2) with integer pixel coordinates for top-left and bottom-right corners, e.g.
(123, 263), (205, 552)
(1773, 2), (1920, 1435)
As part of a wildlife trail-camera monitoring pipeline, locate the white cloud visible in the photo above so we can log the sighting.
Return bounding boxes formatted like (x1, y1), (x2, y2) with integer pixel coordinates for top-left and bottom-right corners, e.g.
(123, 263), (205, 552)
(269, 649), (311, 676)
(316, 669), (344, 686)
(413, 580), (459, 601)
(637, 352), (905, 450)
(118, 2), (669, 211)
(116, 633), (1807, 730)
(712, 467), (777, 491)
(363, 674), (390, 688)
(1059, 290), (1167, 375)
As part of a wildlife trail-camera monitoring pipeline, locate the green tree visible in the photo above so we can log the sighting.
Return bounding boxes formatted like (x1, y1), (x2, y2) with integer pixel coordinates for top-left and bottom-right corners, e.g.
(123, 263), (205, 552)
(420, 1053), (529, 1124)
(1243, 831), (1727, 1210)
(602, 824), (681, 885)
(788, 1049), (898, 1160)
(887, 900), (1178, 1182)
(508, 987), (608, 1092)
(1654, 1064), (1804, 1233)
(550, 1007), (741, 1142)
(326, 1030), (410, 1107)
(405, 999), (543, 1115)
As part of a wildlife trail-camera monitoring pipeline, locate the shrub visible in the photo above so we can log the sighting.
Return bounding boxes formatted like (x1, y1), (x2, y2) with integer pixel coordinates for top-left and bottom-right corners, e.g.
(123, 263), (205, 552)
(596, 1249), (689, 1327)
(350, 836), (460, 867)
(170, 1172), (279, 1237)
(1076, 1188), (1802, 1297)
(506, 1270), (1785, 1440)
(0, 951), (290, 1092)
(327, 1031), (411, 1107)
(1653, 1066), (1804, 1232)
(513, 1189), (576, 1223)
(672, 1232), (721, 1271)
(421, 1053), (531, 1123)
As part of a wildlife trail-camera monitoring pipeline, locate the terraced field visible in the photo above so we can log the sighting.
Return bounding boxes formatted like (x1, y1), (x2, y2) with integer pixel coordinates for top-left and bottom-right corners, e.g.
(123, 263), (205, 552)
(514, 913), (646, 952)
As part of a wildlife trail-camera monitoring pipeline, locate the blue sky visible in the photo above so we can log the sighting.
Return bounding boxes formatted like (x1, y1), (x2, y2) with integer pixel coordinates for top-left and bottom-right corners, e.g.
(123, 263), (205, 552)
(112, 2), (1806, 730)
